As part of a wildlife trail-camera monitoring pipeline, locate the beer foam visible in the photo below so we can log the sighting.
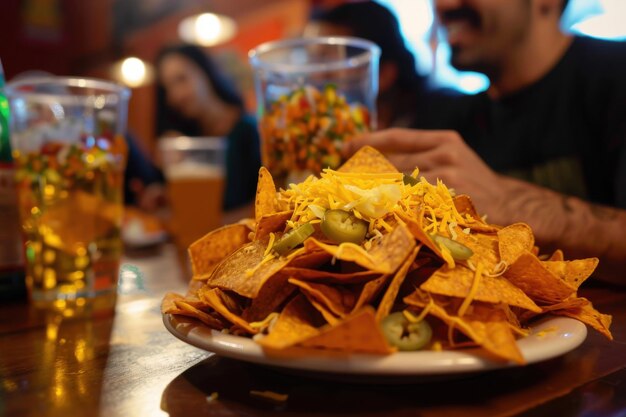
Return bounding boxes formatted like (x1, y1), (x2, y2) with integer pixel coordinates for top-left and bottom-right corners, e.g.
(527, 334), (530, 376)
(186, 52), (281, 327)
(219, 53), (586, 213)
(165, 162), (224, 179)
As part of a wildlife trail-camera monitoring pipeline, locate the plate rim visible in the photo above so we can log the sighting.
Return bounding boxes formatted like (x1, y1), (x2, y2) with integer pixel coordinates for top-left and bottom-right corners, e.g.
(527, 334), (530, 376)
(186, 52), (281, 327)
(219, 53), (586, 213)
(163, 313), (587, 376)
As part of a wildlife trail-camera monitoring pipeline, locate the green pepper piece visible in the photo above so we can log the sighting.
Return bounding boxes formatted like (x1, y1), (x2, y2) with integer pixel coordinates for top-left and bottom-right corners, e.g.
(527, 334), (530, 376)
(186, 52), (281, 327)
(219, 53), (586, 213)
(320, 209), (368, 244)
(272, 223), (315, 256)
(380, 312), (432, 351)
(431, 234), (474, 260)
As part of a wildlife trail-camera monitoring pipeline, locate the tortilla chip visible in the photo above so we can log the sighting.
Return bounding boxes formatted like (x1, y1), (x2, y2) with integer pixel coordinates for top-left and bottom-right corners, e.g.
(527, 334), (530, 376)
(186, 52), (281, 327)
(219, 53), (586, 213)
(242, 273), (295, 322)
(255, 167), (278, 222)
(254, 210), (293, 240)
(288, 278), (356, 318)
(258, 295), (322, 350)
(465, 303), (525, 364)
(189, 224), (251, 279)
(505, 251), (576, 303)
(306, 296), (341, 325)
(172, 300), (225, 329)
(539, 296), (588, 312)
(453, 195), (499, 232)
(421, 265), (541, 312)
(196, 287), (257, 333)
(394, 210), (442, 256)
(304, 223), (416, 275)
(287, 250), (333, 269)
(404, 290), (524, 364)
(338, 145), (399, 174)
(300, 307), (394, 354)
(207, 239), (297, 298)
(542, 258), (598, 289)
(376, 245), (421, 321)
(345, 276), (385, 311)
(548, 249), (564, 262)
(162, 292), (185, 314)
(498, 223), (535, 265)
(550, 297), (612, 340)
(280, 267), (379, 284)
(454, 231), (500, 271)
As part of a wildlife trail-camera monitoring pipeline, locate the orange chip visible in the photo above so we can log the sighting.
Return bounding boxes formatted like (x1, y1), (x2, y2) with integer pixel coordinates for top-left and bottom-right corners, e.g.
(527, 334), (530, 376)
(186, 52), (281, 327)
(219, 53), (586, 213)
(287, 250), (333, 269)
(255, 167), (278, 222)
(338, 146), (399, 174)
(306, 296), (341, 325)
(420, 265), (541, 312)
(454, 231), (501, 271)
(404, 290), (524, 364)
(161, 292), (185, 314)
(465, 303), (525, 364)
(258, 295), (322, 350)
(504, 251), (576, 303)
(254, 210), (292, 240)
(304, 223), (416, 274)
(242, 273), (295, 322)
(542, 258), (598, 289)
(352, 275), (389, 313)
(289, 278), (356, 318)
(548, 249), (564, 262)
(549, 297), (612, 340)
(207, 239), (295, 298)
(300, 307), (394, 354)
(453, 195), (499, 233)
(498, 223), (535, 265)
(376, 245), (421, 321)
(189, 224), (251, 279)
(198, 287), (257, 334)
(395, 210), (442, 257)
(171, 299), (225, 330)
(280, 267), (379, 284)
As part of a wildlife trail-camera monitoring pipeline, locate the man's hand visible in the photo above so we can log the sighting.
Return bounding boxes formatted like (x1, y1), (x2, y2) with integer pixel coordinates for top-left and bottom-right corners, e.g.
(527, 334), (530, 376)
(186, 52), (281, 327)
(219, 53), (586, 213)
(344, 128), (626, 284)
(343, 128), (509, 223)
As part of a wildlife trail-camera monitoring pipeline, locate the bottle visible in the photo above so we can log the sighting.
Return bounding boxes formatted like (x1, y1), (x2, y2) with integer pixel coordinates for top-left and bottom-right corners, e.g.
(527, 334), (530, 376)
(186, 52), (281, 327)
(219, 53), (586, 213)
(0, 59), (26, 301)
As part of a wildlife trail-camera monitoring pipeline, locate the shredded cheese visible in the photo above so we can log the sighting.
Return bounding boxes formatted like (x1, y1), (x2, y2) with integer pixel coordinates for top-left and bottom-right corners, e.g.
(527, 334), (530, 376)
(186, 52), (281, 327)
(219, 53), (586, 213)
(457, 262), (484, 317)
(263, 233), (276, 257)
(249, 390), (288, 403)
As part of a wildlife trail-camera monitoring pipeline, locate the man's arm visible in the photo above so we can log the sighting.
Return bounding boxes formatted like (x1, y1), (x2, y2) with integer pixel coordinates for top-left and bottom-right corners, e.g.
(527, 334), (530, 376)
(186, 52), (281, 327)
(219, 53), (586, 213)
(344, 128), (626, 284)
(493, 176), (626, 284)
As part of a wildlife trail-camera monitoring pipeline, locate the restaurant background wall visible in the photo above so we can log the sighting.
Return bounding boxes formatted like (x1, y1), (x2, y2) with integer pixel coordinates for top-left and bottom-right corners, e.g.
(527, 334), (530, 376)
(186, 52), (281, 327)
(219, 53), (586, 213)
(0, 0), (309, 155)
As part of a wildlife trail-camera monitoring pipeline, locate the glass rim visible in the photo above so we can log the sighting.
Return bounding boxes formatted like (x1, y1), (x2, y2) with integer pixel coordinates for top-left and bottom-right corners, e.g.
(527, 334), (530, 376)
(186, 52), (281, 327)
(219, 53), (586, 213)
(158, 136), (227, 152)
(4, 76), (131, 103)
(249, 36), (381, 74)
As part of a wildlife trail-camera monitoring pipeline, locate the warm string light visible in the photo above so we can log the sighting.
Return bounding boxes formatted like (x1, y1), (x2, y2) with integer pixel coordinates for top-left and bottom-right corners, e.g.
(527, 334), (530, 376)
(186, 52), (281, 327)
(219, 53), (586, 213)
(178, 13), (237, 47)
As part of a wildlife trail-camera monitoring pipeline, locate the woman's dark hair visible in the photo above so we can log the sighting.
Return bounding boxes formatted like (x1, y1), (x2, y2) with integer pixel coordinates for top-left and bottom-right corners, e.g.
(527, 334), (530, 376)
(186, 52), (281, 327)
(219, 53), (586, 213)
(155, 44), (244, 136)
(310, 1), (427, 97)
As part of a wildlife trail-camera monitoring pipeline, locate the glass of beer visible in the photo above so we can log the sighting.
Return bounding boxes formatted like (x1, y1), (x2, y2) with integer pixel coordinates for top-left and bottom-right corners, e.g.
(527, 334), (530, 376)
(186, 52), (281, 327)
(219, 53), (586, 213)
(159, 137), (226, 256)
(6, 76), (130, 317)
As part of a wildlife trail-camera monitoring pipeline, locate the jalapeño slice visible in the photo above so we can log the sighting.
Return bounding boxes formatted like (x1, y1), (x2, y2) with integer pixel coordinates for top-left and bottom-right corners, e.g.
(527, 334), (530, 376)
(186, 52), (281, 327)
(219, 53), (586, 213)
(320, 209), (368, 244)
(380, 312), (432, 351)
(272, 223), (315, 256)
(431, 234), (474, 260)
(402, 174), (419, 186)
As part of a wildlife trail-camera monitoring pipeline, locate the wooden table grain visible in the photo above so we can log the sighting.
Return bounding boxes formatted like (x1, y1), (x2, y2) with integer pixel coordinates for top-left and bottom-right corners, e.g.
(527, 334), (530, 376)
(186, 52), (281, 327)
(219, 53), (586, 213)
(1, 244), (625, 417)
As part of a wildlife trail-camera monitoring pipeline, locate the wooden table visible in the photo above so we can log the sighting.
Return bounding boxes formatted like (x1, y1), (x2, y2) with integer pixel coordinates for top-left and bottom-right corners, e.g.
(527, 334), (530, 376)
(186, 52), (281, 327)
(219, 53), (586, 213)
(2, 244), (626, 417)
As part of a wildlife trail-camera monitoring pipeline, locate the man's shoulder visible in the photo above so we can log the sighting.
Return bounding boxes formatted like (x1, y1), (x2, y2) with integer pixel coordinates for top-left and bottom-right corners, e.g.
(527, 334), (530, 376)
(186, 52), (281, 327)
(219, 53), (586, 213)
(570, 36), (626, 67)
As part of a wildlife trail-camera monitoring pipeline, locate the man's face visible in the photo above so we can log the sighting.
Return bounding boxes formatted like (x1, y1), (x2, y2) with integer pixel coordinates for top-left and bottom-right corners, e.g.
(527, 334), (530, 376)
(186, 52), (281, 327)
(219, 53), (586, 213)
(434, 0), (534, 72)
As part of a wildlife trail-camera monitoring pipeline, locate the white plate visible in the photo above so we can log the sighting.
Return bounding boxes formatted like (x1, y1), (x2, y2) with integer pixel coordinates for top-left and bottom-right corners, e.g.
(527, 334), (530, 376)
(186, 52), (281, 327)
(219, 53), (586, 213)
(163, 314), (587, 376)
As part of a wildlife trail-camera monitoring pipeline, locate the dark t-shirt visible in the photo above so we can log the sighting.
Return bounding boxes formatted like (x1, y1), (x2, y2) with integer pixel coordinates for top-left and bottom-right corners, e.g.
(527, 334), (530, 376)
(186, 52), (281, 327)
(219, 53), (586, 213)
(223, 114), (262, 210)
(416, 36), (626, 209)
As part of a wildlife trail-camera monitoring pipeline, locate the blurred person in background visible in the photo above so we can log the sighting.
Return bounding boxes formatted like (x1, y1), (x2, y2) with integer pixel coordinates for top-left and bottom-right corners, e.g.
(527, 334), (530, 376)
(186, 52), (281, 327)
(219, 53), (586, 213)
(345, 0), (626, 283)
(154, 44), (261, 211)
(305, 1), (442, 129)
